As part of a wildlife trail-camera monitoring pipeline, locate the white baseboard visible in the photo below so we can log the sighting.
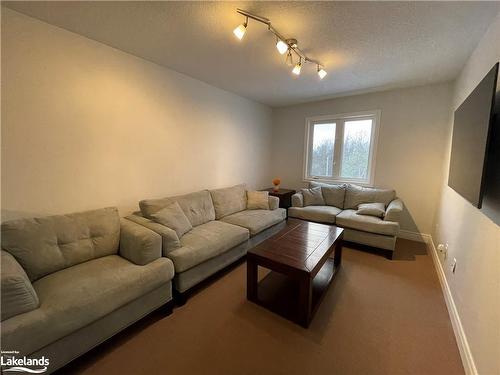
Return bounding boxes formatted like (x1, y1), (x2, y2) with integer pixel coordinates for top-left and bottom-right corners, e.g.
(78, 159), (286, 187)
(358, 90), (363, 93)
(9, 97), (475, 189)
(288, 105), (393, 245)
(425, 237), (478, 375)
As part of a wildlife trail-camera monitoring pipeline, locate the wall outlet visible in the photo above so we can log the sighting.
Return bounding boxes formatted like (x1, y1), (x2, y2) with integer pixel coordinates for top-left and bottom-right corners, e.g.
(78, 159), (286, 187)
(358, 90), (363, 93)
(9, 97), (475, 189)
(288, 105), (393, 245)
(451, 258), (457, 274)
(437, 243), (448, 260)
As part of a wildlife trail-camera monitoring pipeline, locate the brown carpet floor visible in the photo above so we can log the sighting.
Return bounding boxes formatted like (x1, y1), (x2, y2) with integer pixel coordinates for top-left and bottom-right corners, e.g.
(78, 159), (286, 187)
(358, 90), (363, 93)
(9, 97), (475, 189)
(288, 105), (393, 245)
(60, 239), (464, 375)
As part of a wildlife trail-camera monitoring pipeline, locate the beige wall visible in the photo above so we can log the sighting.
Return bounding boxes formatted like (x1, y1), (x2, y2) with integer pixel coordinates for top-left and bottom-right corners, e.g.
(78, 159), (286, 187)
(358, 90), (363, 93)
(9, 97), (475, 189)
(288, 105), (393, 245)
(1, 9), (273, 220)
(271, 83), (452, 234)
(434, 14), (500, 375)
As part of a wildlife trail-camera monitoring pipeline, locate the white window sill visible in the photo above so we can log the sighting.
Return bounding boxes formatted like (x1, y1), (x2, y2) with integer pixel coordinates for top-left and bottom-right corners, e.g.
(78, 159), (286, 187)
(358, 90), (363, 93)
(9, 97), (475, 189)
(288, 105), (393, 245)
(303, 177), (374, 187)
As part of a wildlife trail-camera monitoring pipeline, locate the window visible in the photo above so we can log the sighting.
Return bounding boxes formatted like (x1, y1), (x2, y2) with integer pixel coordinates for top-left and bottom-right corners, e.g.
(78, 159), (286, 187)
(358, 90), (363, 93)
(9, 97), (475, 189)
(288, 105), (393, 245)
(304, 111), (380, 185)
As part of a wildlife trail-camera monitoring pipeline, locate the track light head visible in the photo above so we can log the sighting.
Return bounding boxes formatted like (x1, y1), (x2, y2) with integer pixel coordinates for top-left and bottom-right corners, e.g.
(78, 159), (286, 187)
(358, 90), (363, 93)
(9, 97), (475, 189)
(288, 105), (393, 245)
(233, 17), (248, 40)
(292, 59), (302, 75)
(276, 39), (288, 55)
(286, 39), (298, 48)
(285, 50), (294, 66)
(317, 66), (327, 79)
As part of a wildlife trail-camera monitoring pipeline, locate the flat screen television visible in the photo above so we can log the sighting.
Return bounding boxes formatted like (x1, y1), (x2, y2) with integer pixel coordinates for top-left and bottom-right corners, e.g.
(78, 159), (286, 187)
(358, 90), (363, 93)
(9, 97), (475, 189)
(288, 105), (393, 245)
(448, 62), (499, 210)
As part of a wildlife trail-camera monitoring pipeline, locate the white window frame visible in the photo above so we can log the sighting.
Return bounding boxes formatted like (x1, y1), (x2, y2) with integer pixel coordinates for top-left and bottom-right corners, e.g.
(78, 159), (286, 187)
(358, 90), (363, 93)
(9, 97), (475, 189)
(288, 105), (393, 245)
(303, 110), (381, 186)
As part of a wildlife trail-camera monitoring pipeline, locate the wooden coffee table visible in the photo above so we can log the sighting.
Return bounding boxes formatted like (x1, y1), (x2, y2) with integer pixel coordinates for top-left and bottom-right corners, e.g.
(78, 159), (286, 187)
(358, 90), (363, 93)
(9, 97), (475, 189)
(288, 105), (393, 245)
(247, 218), (344, 327)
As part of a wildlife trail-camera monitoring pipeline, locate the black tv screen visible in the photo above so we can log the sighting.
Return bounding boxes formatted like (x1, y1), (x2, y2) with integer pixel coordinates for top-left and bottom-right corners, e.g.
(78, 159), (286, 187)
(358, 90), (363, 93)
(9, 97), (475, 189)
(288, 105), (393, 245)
(448, 63), (498, 209)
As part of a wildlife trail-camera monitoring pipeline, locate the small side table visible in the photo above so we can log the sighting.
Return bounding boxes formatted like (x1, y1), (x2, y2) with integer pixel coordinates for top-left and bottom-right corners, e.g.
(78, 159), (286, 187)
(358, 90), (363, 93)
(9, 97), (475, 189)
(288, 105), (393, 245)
(262, 188), (296, 211)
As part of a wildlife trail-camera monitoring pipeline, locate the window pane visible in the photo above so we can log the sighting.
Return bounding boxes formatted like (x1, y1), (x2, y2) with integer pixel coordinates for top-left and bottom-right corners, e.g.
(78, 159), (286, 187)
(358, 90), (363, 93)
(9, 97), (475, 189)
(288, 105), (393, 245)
(310, 123), (336, 177)
(340, 119), (372, 179)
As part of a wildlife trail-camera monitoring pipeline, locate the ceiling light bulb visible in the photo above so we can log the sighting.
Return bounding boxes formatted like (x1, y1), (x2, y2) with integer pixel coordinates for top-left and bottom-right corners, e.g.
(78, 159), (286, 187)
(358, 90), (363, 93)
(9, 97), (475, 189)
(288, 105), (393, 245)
(233, 23), (247, 40)
(276, 40), (288, 55)
(292, 61), (302, 75)
(285, 50), (294, 66)
(318, 67), (327, 79)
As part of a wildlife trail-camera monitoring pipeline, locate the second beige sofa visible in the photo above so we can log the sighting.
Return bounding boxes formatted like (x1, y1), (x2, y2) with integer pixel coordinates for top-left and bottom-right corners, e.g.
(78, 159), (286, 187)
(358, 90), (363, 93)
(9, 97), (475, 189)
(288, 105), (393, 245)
(127, 184), (286, 298)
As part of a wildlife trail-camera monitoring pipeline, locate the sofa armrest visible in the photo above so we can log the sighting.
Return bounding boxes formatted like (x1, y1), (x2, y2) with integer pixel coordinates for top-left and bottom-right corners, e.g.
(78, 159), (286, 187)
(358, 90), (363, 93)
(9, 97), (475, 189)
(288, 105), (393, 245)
(268, 196), (280, 210)
(1, 250), (40, 321)
(119, 218), (162, 265)
(125, 213), (181, 255)
(384, 199), (404, 222)
(291, 192), (304, 207)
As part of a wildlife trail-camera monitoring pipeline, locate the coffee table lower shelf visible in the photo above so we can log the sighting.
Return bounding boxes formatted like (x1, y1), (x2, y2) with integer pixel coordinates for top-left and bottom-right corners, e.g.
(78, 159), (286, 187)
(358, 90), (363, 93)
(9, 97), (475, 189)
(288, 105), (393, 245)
(247, 257), (340, 327)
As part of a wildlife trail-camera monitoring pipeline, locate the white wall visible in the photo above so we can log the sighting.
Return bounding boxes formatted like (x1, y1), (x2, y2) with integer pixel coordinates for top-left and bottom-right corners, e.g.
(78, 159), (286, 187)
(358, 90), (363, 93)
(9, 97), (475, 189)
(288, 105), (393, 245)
(433, 14), (500, 375)
(271, 83), (452, 234)
(1, 9), (273, 220)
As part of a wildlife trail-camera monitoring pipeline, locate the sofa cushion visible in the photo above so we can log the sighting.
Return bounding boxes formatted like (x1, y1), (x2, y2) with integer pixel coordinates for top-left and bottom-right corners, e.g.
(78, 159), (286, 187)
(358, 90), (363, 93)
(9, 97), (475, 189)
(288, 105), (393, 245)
(168, 221), (249, 272)
(336, 209), (399, 236)
(209, 184), (247, 219)
(288, 206), (341, 224)
(1, 207), (120, 282)
(1, 255), (174, 356)
(1, 251), (39, 321)
(344, 184), (396, 209)
(140, 190), (215, 227)
(220, 208), (286, 236)
(246, 191), (269, 210)
(357, 202), (386, 218)
(150, 202), (192, 238)
(301, 187), (325, 206)
(309, 181), (346, 208)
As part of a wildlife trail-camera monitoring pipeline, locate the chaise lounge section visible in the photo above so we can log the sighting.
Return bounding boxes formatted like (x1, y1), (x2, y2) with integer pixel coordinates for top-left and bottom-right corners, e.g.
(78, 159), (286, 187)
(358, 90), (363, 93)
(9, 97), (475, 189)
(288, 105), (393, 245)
(127, 184), (287, 298)
(289, 182), (403, 257)
(1, 207), (174, 374)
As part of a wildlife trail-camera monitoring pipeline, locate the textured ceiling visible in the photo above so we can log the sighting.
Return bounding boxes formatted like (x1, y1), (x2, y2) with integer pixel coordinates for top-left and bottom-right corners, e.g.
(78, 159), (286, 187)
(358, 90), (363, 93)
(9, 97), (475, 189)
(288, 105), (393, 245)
(4, 1), (500, 107)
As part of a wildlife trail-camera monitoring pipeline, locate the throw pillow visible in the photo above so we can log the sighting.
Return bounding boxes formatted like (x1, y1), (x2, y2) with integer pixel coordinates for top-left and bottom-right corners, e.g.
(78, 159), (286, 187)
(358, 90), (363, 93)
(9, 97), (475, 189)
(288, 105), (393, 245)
(247, 191), (269, 210)
(150, 201), (192, 238)
(301, 186), (325, 206)
(357, 202), (386, 218)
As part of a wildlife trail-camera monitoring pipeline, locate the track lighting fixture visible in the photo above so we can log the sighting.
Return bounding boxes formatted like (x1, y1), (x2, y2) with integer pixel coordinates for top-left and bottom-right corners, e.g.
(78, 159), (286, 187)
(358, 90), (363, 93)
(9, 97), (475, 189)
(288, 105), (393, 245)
(233, 9), (327, 79)
(292, 59), (302, 75)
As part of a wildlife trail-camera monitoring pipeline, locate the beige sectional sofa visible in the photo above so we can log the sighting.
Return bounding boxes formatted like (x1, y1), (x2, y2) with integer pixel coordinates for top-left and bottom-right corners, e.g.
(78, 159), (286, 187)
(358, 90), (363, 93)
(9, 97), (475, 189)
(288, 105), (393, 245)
(1, 207), (174, 374)
(289, 182), (403, 257)
(127, 184), (287, 298)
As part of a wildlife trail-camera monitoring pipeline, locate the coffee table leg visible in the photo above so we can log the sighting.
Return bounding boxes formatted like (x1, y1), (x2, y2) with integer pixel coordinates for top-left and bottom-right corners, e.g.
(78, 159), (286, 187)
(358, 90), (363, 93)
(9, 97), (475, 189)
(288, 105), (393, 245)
(334, 240), (343, 268)
(247, 257), (258, 302)
(298, 275), (312, 327)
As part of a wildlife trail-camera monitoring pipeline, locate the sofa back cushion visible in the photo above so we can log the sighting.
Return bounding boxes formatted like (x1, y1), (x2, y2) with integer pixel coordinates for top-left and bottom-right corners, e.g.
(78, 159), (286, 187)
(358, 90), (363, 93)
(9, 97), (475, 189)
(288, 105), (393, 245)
(309, 181), (346, 208)
(1, 207), (120, 282)
(209, 184), (247, 219)
(344, 184), (396, 209)
(140, 190), (215, 227)
(301, 187), (326, 206)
